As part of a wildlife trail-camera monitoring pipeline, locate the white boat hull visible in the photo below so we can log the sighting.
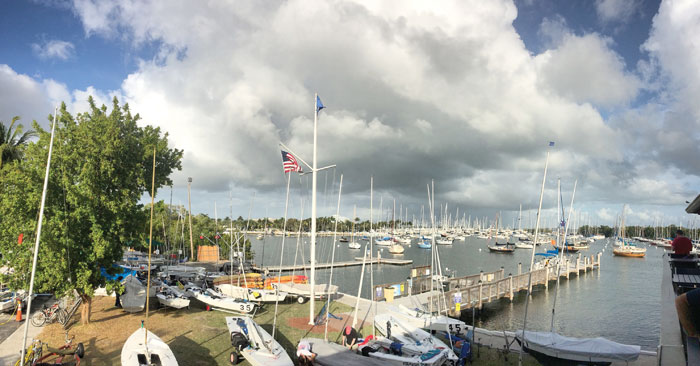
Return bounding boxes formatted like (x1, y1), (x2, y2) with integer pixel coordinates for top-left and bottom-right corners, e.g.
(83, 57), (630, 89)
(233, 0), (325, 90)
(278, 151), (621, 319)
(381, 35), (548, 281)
(516, 330), (640, 363)
(156, 293), (190, 309)
(216, 284), (287, 302)
(121, 328), (178, 366)
(193, 290), (256, 313)
(389, 305), (468, 337)
(226, 316), (293, 366)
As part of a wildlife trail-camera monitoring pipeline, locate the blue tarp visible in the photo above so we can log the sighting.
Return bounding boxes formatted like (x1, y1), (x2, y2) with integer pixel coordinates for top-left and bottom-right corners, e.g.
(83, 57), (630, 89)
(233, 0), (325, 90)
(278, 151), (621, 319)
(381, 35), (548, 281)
(101, 265), (138, 281)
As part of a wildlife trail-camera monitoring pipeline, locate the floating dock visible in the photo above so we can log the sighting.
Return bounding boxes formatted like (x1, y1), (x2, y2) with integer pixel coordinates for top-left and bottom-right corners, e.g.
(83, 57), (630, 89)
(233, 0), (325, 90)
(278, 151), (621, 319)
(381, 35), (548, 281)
(358, 252), (603, 316)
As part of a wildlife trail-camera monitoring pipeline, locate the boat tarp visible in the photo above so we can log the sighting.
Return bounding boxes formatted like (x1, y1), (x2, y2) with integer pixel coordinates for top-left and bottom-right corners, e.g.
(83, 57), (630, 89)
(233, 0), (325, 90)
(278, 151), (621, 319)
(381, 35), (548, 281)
(516, 330), (640, 362)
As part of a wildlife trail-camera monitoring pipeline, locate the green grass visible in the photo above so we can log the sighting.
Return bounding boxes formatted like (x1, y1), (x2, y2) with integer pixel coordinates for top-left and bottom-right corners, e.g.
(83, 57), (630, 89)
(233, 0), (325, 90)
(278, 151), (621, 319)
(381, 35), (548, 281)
(37, 297), (539, 365)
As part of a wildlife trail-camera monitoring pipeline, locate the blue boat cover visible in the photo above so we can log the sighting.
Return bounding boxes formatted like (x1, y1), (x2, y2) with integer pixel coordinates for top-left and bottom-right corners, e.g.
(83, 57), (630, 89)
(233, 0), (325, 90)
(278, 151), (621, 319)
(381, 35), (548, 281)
(101, 265), (138, 281)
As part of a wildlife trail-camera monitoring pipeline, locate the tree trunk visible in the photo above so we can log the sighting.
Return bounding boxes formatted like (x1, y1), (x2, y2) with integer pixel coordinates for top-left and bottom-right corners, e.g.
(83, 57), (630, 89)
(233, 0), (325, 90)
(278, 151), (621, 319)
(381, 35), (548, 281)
(80, 295), (92, 325)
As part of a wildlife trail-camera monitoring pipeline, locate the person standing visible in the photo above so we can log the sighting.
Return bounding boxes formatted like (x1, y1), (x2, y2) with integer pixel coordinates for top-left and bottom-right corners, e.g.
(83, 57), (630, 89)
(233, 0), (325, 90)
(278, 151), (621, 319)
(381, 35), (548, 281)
(672, 229), (693, 255)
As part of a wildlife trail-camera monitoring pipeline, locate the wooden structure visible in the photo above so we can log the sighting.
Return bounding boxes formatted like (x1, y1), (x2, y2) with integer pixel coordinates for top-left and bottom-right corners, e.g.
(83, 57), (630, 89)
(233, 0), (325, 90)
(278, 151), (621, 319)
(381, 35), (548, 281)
(374, 253), (602, 317)
(197, 245), (219, 262)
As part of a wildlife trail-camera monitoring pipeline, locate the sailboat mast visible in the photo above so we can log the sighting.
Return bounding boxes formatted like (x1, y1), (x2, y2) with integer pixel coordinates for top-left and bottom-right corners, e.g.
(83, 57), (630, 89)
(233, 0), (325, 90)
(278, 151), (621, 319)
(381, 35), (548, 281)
(20, 107), (57, 366)
(518, 145), (551, 366)
(273, 172), (292, 339)
(370, 176), (375, 337)
(551, 180), (577, 332)
(144, 147), (157, 357)
(309, 93), (319, 325)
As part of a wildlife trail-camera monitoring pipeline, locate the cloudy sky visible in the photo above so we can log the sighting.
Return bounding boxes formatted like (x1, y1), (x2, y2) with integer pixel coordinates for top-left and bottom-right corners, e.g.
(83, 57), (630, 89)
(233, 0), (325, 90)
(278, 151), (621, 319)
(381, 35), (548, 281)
(2, 0), (699, 228)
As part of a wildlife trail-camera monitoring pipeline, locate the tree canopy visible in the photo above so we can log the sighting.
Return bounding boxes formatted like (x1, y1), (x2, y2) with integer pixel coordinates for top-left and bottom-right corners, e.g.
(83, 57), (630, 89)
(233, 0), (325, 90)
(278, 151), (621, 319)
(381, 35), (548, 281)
(0, 97), (182, 322)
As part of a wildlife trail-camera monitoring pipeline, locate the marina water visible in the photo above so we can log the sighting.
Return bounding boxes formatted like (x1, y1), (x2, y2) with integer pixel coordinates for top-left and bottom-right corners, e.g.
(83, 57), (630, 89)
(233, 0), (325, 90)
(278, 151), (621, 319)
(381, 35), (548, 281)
(249, 235), (661, 350)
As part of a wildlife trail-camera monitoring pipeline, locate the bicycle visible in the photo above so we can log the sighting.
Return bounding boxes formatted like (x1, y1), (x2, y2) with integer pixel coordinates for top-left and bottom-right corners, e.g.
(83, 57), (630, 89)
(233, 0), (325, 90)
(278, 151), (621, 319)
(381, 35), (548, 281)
(30, 302), (68, 327)
(15, 332), (84, 366)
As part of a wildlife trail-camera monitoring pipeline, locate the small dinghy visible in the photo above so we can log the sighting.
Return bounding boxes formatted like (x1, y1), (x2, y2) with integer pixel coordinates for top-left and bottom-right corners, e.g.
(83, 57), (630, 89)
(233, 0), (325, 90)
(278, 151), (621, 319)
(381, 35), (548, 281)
(193, 288), (256, 313)
(374, 313), (458, 365)
(216, 283), (287, 303)
(359, 336), (450, 366)
(227, 316), (293, 366)
(487, 245), (514, 253)
(156, 284), (190, 309)
(387, 305), (467, 336)
(121, 327), (178, 366)
(515, 330), (640, 365)
(121, 275), (147, 313)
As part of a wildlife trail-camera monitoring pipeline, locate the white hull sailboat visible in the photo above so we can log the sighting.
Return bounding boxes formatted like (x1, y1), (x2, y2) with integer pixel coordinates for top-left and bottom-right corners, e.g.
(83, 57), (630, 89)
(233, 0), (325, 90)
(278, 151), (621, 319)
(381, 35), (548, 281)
(348, 241), (361, 249)
(156, 284), (190, 309)
(388, 244), (405, 254)
(374, 314), (458, 364)
(276, 282), (338, 301)
(121, 148), (178, 365)
(515, 330), (640, 364)
(359, 336), (450, 366)
(388, 305), (468, 337)
(121, 328), (178, 366)
(227, 316), (293, 366)
(193, 288), (256, 313)
(216, 283), (287, 303)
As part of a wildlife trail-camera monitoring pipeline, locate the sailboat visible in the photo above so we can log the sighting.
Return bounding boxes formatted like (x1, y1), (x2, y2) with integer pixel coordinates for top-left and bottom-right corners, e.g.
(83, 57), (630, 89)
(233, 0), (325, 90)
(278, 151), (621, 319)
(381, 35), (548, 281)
(227, 316), (293, 365)
(518, 178), (642, 364)
(348, 206), (361, 249)
(297, 175), (384, 366)
(373, 314), (458, 364)
(156, 284), (190, 309)
(121, 148), (178, 366)
(386, 305), (467, 336)
(613, 205), (646, 258)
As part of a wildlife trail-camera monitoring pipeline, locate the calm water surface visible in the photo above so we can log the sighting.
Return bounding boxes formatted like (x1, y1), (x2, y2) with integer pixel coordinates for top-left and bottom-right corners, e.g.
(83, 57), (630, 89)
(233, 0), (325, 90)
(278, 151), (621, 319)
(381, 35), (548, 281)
(248, 235), (661, 350)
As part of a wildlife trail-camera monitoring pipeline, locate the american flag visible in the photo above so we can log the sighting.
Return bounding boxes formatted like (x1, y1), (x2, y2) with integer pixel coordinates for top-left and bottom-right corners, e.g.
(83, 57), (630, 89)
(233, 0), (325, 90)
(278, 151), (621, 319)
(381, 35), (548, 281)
(281, 151), (302, 173)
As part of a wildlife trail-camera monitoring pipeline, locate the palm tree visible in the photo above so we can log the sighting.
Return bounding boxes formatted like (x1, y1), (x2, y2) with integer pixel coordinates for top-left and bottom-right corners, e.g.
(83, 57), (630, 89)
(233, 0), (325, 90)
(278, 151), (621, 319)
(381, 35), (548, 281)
(0, 116), (36, 169)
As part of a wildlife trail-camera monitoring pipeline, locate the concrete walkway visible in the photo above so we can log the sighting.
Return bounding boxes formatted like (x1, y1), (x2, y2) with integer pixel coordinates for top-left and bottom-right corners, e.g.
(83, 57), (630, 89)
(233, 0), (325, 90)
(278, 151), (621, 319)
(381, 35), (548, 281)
(0, 315), (42, 365)
(0, 297), (51, 365)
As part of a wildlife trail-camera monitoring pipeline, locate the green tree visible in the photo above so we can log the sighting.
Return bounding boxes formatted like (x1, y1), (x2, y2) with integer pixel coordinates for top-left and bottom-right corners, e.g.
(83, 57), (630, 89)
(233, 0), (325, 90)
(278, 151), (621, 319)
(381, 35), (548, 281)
(0, 97), (182, 324)
(0, 116), (36, 169)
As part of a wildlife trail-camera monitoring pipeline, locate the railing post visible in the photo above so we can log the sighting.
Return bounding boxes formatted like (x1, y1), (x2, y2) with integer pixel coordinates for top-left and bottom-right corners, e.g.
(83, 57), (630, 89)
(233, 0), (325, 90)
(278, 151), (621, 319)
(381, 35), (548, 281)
(509, 274), (513, 300)
(545, 266), (549, 289)
(478, 281), (483, 309)
(518, 262), (522, 276)
(566, 258), (570, 279)
(500, 266), (505, 280)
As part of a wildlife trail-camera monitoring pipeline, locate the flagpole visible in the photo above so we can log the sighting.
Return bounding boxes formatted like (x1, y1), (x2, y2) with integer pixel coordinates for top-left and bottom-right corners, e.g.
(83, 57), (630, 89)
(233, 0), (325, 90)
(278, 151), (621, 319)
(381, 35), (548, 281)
(20, 107), (57, 366)
(309, 93), (319, 325)
(518, 145), (551, 366)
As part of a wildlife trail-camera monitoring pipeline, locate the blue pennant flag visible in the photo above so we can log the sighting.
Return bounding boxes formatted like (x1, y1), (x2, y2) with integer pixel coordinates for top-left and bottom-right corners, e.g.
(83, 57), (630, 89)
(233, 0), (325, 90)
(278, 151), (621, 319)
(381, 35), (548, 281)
(316, 95), (325, 112)
(549, 141), (555, 146)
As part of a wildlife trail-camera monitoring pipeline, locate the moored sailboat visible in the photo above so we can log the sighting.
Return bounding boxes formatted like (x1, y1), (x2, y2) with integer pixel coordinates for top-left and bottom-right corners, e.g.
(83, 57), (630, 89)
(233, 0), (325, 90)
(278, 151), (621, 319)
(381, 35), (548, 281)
(121, 148), (178, 365)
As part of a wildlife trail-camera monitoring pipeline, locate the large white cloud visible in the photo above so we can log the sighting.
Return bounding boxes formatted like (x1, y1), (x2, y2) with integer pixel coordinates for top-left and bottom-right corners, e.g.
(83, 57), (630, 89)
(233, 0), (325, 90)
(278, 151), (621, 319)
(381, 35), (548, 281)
(13, 0), (684, 223)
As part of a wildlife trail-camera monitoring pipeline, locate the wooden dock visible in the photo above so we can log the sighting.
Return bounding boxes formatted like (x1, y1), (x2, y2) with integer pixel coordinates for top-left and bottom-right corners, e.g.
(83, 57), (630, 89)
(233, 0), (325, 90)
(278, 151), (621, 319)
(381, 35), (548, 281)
(371, 252), (602, 316)
(252, 257), (412, 272)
